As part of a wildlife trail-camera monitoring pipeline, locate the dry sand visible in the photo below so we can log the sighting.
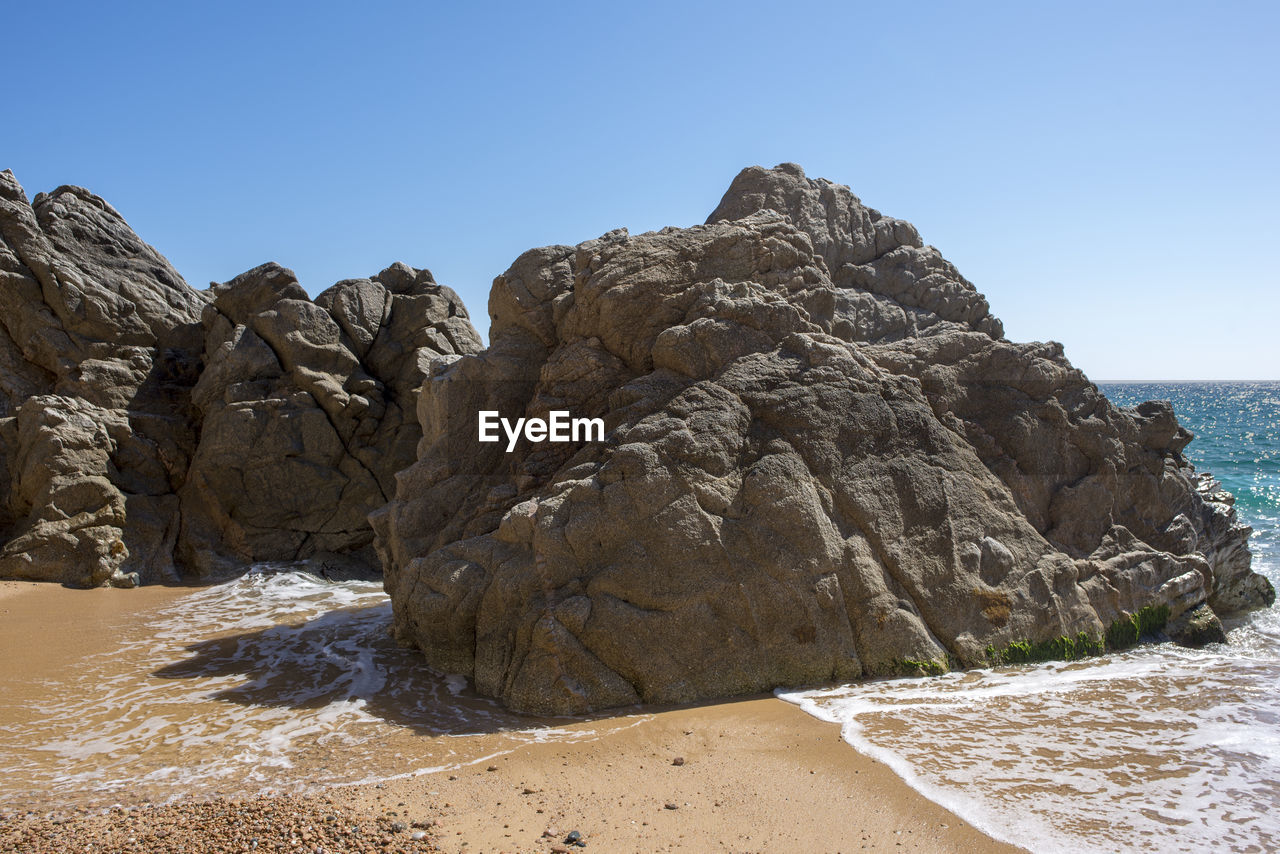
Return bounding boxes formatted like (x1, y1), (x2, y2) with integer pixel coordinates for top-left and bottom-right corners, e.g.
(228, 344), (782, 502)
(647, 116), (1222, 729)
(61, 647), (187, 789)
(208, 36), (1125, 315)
(0, 581), (1021, 853)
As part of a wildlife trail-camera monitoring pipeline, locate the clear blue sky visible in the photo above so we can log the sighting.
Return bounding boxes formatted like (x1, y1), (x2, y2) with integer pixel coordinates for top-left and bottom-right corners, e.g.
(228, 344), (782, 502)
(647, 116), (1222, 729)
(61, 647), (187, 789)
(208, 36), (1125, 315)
(6, 1), (1277, 379)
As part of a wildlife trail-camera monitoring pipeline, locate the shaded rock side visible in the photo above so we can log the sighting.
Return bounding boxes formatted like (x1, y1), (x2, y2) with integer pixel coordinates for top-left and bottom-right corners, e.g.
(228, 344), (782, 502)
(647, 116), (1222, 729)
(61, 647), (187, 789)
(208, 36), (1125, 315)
(179, 261), (482, 576)
(0, 170), (207, 586)
(373, 169), (1270, 715)
(0, 170), (483, 584)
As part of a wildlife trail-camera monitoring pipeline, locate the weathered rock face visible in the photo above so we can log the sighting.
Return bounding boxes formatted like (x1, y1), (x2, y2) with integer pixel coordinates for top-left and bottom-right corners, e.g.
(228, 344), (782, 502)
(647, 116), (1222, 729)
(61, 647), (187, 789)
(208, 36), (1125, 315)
(374, 164), (1274, 714)
(706, 165), (1269, 622)
(866, 334), (1264, 613)
(0, 171), (207, 585)
(0, 169), (481, 585)
(707, 163), (1004, 342)
(3, 162), (1272, 714)
(180, 261), (482, 576)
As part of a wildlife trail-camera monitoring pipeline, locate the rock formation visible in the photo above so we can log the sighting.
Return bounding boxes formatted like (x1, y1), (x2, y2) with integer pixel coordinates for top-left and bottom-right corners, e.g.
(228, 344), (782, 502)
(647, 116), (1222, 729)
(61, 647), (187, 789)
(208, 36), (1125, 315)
(372, 164), (1274, 714)
(180, 260), (481, 576)
(0, 170), (481, 585)
(2, 162), (1271, 716)
(0, 172), (207, 586)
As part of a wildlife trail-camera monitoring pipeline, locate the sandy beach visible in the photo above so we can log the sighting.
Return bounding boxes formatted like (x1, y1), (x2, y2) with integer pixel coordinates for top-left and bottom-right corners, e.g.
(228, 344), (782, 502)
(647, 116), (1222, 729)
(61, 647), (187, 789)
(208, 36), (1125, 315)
(0, 580), (1019, 853)
(349, 696), (1022, 853)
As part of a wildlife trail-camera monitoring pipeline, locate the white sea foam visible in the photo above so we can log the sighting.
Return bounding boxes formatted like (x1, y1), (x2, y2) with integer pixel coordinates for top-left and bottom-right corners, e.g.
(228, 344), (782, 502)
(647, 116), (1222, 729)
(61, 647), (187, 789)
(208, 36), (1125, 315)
(780, 588), (1280, 853)
(777, 382), (1280, 853)
(0, 564), (602, 810)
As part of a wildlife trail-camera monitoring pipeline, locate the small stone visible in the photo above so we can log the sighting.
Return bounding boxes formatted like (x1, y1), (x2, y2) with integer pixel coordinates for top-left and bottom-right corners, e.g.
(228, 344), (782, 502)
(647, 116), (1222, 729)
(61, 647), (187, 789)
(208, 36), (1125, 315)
(565, 830), (583, 844)
(486, 765), (498, 772)
(390, 821), (407, 833)
(664, 802), (679, 810)
(671, 757), (685, 766)
(411, 830), (427, 841)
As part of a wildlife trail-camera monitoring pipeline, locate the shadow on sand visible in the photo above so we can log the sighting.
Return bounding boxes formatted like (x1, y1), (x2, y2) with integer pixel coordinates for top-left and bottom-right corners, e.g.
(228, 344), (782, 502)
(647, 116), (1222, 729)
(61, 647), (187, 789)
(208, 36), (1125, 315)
(151, 601), (628, 737)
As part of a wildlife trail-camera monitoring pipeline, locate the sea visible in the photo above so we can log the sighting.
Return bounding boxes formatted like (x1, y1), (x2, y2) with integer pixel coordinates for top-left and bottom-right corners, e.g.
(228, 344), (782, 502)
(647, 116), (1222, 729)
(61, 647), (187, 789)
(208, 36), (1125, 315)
(0, 381), (1276, 852)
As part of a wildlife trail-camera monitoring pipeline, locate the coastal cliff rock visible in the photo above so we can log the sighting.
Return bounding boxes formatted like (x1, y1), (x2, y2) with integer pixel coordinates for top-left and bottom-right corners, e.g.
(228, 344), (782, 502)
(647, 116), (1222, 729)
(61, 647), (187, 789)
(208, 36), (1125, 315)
(0, 170), (481, 585)
(373, 164), (1274, 714)
(180, 261), (481, 576)
(1, 163), (1271, 715)
(0, 171), (206, 585)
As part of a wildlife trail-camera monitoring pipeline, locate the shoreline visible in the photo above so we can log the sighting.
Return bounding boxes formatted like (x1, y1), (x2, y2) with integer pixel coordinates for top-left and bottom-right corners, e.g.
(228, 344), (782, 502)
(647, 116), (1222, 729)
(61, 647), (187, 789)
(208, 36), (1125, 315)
(340, 695), (1024, 853)
(0, 580), (1021, 852)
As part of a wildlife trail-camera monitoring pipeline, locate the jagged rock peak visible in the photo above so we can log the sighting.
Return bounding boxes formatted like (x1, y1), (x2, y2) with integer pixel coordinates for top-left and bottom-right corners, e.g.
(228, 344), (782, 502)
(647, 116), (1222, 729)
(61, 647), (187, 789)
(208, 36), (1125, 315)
(181, 257), (483, 577)
(709, 163), (1003, 341)
(0, 170), (206, 354)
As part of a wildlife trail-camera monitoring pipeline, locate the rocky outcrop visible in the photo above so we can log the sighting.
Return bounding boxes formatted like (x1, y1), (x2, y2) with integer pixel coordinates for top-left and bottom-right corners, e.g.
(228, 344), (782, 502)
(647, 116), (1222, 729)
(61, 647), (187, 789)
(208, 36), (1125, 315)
(373, 164), (1273, 714)
(707, 163), (1003, 342)
(0, 170), (481, 585)
(0, 171), (207, 586)
(180, 261), (481, 576)
(866, 334), (1262, 615)
(2, 162), (1271, 715)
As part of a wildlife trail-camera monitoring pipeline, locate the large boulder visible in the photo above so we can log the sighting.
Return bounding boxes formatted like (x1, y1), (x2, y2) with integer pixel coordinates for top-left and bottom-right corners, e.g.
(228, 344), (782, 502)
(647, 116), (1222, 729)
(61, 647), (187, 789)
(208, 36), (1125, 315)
(0, 170), (482, 584)
(179, 261), (482, 576)
(710, 165), (1269, 617)
(0, 170), (206, 585)
(373, 164), (1273, 714)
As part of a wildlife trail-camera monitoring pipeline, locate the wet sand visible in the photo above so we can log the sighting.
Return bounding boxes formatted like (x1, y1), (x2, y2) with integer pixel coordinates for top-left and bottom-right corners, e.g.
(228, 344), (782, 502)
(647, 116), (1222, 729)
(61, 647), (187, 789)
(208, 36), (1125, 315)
(0, 581), (1020, 852)
(348, 697), (1022, 853)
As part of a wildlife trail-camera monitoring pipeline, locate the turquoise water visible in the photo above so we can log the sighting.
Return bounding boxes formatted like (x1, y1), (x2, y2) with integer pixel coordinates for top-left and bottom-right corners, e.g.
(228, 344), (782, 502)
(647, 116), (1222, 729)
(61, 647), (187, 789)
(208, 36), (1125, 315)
(782, 381), (1280, 854)
(1102, 382), (1280, 576)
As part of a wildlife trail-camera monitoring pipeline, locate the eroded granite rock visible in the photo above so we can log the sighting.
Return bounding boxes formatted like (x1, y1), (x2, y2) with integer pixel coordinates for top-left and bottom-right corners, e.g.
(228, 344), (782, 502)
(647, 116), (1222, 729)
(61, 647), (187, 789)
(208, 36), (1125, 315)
(707, 163), (1004, 342)
(374, 164), (1273, 713)
(0, 170), (481, 584)
(1, 163), (1269, 716)
(0, 171), (206, 585)
(180, 261), (481, 575)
